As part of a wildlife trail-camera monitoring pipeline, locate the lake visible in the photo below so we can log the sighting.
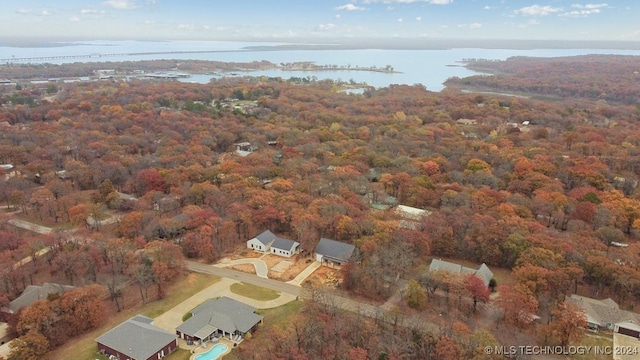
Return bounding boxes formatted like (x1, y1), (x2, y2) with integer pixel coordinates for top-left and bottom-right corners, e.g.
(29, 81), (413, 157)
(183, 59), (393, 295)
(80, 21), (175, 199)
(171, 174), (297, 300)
(2, 40), (640, 91)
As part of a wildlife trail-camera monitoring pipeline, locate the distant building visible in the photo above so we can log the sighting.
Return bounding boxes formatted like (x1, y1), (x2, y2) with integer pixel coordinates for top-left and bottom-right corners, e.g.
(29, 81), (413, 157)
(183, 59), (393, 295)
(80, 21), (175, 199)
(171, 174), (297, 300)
(394, 205), (432, 230)
(456, 119), (477, 125)
(428, 259), (494, 287)
(4, 283), (75, 315)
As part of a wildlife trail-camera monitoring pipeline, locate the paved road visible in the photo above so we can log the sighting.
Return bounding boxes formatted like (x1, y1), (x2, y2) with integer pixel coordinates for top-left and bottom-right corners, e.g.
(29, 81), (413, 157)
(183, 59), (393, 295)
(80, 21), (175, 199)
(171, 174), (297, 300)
(187, 260), (303, 296)
(186, 261), (440, 334)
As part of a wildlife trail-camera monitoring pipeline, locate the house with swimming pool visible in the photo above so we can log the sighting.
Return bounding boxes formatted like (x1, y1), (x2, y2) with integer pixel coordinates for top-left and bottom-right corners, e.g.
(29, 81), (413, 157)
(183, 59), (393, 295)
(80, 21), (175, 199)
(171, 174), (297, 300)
(176, 297), (263, 343)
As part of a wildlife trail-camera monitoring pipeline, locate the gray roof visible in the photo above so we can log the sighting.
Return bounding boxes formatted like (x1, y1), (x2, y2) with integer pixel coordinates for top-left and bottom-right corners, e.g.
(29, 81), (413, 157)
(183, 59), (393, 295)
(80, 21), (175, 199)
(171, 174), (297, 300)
(315, 238), (355, 263)
(176, 297), (263, 338)
(9, 283), (76, 313)
(96, 315), (176, 360)
(253, 230), (277, 246)
(428, 259), (494, 287)
(271, 237), (299, 252)
(567, 294), (640, 328)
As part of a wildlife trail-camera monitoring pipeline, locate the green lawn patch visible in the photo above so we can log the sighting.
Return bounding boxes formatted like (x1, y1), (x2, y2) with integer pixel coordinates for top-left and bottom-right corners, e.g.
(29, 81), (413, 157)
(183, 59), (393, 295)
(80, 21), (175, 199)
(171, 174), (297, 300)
(165, 348), (192, 360)
(230, 282), (280, 301)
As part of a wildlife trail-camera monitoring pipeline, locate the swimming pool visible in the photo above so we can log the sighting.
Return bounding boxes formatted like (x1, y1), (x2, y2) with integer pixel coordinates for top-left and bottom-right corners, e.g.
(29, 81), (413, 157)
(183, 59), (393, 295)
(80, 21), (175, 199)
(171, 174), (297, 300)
(194, 343), (229, 360)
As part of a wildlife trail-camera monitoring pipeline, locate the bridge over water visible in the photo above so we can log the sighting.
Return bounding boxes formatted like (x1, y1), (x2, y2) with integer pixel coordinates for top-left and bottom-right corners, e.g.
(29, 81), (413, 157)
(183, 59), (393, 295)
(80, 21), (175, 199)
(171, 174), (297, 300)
(0, 49), (241, 63)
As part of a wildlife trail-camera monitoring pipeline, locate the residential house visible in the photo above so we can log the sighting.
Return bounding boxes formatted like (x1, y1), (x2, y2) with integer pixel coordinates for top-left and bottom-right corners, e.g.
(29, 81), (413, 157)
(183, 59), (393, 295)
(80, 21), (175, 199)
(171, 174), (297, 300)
(614, 321), (640, 360)
(246, 230), (277, 252)
(428, 259), (494, 287)
(456, 118), (477, 125)
(270, 237), (300, 258)
(4, 283), (75, 315)
(235, 142), (257, 157)
(96, 315), (177, 360)
(176, 297), (263, 343)
(314, 238), (355, 267)
(247, 231), (300, 258)
(394, 205), (432, 230)
(566, 294), (640, 331)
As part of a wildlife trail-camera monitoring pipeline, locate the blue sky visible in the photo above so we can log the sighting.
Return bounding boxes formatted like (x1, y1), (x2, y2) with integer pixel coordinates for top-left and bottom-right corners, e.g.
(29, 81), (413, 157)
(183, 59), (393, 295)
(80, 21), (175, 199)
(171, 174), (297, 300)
(1, 0), (638, 42)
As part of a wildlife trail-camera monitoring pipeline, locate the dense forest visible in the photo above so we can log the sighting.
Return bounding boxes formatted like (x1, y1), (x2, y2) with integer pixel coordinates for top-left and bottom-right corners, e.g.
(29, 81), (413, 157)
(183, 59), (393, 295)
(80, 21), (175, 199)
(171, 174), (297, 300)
(1, 55), (640, 359)
(445, 54), (640, 105)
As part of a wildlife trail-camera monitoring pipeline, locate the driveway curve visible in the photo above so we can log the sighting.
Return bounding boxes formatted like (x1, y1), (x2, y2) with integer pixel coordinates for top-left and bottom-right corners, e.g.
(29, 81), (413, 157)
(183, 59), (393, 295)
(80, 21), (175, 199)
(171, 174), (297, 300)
(214, 258), (269, 278)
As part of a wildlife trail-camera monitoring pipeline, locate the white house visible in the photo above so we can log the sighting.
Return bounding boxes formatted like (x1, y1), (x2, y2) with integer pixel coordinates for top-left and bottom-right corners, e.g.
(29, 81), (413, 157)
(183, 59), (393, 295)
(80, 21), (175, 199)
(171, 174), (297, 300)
(246, 230), (277, 252)
(270, 237), (300, 258)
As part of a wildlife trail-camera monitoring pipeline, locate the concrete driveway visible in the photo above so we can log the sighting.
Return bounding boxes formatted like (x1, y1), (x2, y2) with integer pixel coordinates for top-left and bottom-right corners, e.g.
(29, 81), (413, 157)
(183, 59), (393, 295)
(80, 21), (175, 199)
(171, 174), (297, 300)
(151, 275), (295, 334)
(215, 258), (269, 278)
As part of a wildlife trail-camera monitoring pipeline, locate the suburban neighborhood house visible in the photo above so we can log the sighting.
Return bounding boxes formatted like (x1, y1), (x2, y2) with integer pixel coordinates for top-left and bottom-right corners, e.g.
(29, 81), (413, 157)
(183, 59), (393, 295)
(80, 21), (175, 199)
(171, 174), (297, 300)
(176, 297), (263, 343)
(270, 237), (300, 258)
(566, 294), (640, 331)
(314, 238), (356, 267)
(2, 282), (75, 315)
(428, 259), (494, 287)
(614, 321), (640, 360)
(96, 315), (178, 360)
(394, 204), (432, 230)
(246, 230), (300, 258)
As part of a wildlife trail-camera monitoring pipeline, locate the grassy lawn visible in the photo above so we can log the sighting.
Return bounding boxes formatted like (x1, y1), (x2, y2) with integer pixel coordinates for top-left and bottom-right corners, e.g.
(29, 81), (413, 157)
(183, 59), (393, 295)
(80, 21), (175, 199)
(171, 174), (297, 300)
(224, 300), (304, 360)
(575, 332), (613, 360)
(45, 272), (220, 360)
(230, 282), (280, 301)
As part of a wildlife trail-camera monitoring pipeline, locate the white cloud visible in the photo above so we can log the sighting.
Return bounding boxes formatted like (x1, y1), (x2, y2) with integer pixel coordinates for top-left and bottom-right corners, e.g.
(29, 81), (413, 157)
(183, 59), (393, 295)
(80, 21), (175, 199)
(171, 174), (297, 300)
(17, 9), (52, 16)
(572, 3), (608, 9)
(335, 4), (366, 11)
(561, 3), (608, 16)
(81, 9), (105, 14)
(360, 0), (452, 4)
(69, 16), (80, 22)
(316, 23), (337, 31)
(560, 9), (601, 17)
(145, 20), (155, 24)
(416, 16), (422, 21)
(458, 22), (482, 29)
(514, 5), (562, 16)
(397, 18), (404, 22)
(177, 24), (195, 30)
(334, 14), (342, 19)
(484, 6), (491, 10)
(102, 1), (140, 10)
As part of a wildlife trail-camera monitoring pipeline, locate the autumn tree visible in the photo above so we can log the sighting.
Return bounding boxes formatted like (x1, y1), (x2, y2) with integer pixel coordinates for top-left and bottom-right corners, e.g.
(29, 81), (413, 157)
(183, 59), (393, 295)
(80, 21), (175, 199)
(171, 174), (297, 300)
(543, 301), (587, 347)
(7, 329), (49, 360)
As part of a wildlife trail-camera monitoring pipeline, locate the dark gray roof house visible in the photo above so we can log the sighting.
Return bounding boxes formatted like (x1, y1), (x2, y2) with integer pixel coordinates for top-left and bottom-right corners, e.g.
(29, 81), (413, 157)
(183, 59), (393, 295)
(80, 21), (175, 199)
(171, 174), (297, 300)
(314, 238), (356, 265)
(96, 315), (177, 360)
(428, 259), (494, 287)
(176, 297), (263, 343)
(7, 283), (75, 314)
